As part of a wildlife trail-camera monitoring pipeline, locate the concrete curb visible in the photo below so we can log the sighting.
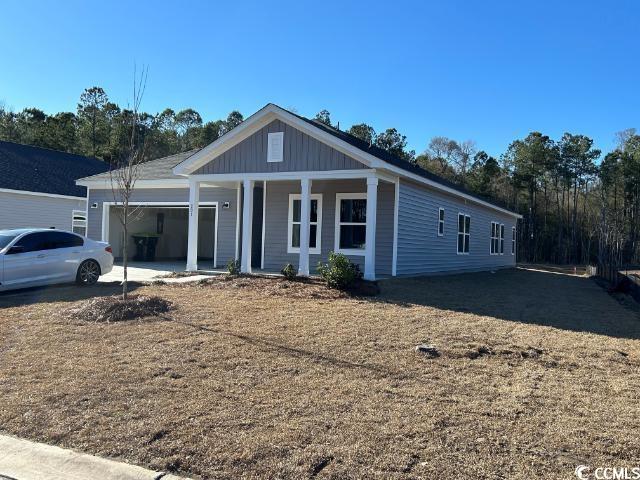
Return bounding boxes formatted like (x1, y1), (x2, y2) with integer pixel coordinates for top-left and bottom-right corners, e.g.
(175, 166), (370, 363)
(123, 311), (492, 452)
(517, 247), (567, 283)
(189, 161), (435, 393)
(0, 434), (187, 480)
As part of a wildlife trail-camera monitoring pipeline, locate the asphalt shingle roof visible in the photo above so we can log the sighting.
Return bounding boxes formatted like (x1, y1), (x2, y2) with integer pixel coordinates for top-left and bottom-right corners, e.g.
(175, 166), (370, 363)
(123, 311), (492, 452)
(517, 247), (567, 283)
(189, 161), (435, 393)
(79, 150), (198, 182)
(287, 108), (510, 209)
(0, 141), (108, 197)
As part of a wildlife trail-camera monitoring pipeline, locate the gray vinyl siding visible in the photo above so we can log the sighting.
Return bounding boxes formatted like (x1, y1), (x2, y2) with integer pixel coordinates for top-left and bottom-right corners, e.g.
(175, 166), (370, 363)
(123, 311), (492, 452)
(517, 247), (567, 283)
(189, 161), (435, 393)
(0, 191), (85, 230)
(262, 179), (394, 277)
(397, 179), (518, 276)
(194, 120), (366, 175)
(87, 187), (238, 266)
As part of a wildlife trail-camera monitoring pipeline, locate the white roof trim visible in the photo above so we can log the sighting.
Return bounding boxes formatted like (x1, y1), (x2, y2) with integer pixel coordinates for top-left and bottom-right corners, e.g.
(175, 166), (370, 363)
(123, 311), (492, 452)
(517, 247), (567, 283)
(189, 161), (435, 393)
(76, 178), (190, 189)
(0, 187), (85, 200)
(172, 103), (521, 219)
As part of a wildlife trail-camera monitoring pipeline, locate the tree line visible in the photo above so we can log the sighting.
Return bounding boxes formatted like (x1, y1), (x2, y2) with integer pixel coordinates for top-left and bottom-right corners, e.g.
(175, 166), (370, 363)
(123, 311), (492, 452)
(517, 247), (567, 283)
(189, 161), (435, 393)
(0, 86), (243, 163)
(1, 88), (638, 267)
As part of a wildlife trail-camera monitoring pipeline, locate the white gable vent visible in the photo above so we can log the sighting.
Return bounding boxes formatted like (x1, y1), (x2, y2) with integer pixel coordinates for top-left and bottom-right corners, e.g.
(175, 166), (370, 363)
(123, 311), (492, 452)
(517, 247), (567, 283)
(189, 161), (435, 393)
(267, 132), (284, 162)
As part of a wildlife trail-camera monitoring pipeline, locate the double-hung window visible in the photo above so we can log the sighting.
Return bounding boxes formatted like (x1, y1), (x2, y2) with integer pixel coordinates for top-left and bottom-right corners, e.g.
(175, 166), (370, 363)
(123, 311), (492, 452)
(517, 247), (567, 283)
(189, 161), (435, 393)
(457, 213), (470, 254)
(490, 222), (499, 254)
(491, 222), (505, 255)
(335, 193), (367, 255)
(287, 194), (322, 254)
(511, 226), (516, 255)
(438, 208), (445, 236)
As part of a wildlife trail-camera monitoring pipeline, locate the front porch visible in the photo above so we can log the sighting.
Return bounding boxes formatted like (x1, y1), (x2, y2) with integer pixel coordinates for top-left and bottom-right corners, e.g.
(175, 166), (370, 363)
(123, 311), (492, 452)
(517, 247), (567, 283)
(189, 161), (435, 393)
(185, 172), (398, 280)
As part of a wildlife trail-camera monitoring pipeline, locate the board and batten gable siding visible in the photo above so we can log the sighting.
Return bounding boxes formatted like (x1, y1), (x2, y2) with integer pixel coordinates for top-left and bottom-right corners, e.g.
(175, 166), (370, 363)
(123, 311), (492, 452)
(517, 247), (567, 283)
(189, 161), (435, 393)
(87, 187), (238, 264)
(397, 179), (517, 276)
(193, 120), (367, 175)
(0, 191), (85, 230)
(262, 179), (394, 277)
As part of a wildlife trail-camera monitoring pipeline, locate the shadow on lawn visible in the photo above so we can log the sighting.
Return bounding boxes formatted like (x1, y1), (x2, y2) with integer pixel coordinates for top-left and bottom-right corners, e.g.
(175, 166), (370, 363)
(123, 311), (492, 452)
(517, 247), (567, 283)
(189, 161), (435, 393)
(377, 268), (640, 340)
(0, 281), (145, 308)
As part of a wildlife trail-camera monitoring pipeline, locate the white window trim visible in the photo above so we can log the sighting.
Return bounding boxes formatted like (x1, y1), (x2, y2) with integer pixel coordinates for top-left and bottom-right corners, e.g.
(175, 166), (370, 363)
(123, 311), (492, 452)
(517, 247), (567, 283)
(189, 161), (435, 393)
(287, 193), (322, 255)
(267, 132), (284, 163)
(457, 212), (470, 255)
(334, 192), (367, 256)
(512, 226), (516, 255)
(438, 207), (445, 236)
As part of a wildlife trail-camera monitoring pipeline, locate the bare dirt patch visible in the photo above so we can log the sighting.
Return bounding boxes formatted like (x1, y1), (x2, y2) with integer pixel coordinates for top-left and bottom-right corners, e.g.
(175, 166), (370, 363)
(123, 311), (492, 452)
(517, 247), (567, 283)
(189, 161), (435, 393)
(1, 269), (639, 479)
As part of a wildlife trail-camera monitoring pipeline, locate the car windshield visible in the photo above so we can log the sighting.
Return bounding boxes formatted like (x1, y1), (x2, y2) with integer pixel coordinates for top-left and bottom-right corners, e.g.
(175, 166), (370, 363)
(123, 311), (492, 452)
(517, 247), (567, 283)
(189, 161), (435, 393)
(0, 234), (17, 250)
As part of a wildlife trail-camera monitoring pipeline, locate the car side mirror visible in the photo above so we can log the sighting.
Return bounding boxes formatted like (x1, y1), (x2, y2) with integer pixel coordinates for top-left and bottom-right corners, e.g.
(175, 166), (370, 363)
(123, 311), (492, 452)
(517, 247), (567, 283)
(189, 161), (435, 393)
(6, 245), (25, 255)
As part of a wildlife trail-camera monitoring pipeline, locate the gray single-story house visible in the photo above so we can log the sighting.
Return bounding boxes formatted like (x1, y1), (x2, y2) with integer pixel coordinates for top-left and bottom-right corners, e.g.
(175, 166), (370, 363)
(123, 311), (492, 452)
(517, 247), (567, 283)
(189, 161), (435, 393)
(0, 140), (108, 234)
(77, 104), (521, 279)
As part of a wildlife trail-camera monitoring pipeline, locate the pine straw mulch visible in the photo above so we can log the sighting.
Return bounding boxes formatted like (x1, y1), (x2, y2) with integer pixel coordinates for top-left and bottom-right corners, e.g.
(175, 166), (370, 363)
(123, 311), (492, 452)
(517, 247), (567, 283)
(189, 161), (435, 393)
(1, 269), (640, 479)
(64, 294), (173, 322)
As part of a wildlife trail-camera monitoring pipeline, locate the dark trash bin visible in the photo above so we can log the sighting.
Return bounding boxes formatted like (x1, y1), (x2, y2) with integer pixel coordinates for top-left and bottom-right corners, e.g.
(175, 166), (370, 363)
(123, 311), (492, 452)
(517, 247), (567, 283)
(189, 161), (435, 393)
(132, 233), (160, 261)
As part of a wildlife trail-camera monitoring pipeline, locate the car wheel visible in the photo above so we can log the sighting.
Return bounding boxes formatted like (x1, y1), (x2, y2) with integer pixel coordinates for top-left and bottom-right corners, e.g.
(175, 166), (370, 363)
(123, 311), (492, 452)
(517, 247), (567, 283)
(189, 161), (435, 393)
(77, 260), (101, 286)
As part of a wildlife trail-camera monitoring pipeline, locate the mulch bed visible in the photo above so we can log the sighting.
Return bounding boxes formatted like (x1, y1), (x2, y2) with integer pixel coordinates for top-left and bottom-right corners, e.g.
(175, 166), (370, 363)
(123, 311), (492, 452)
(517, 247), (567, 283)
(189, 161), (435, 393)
(64, 294), (173, 322)
(195, 275), (350, 300)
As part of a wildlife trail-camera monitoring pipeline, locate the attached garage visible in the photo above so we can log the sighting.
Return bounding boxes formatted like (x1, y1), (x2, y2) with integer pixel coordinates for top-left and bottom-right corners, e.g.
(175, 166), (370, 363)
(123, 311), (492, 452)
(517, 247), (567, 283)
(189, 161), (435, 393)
(103, 202), (218, 269)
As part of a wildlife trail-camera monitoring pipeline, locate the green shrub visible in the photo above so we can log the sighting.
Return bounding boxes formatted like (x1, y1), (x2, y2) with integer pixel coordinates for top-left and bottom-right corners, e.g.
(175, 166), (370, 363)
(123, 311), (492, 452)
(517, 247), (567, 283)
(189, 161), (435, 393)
(281, 263), (297, 280)
(227, 259), (241, 275)
(317, 252), (362, 290)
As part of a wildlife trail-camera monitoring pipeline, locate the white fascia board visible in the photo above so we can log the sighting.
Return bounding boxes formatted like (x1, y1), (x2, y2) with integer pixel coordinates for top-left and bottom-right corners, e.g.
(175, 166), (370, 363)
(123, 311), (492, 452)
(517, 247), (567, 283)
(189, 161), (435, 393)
(385, 165), (522, 219)
(75, 178), (190, 189)
(190, 169), (376, 183)
(0, 187), (85, 200)
(172, 106), (280, 175)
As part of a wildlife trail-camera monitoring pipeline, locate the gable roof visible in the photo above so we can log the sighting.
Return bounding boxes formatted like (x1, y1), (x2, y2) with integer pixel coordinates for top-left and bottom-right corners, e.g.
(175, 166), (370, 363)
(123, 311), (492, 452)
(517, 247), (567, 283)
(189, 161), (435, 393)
(0, 141), (108, 198)
(78, 149), (198, 184)
(173, 104), (520, 218)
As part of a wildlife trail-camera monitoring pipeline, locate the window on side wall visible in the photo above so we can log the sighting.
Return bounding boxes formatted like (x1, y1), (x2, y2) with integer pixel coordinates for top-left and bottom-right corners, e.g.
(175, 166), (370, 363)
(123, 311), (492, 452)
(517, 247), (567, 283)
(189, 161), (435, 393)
(500, 224), (505, 254)
(335, 193), (367, 255)
(490, 221), (499, 254)
(512, 226), (516, 255)
(438, 208), (445, 236)
(72, 210), (87, 237)
(287, 194), (322, 254)
(457, 213), (470, 254)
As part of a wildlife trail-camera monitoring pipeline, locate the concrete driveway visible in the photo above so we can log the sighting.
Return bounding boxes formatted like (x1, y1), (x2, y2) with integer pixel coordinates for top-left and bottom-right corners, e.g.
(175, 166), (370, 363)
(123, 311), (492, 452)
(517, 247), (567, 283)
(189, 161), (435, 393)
(99, 261), (188, 283)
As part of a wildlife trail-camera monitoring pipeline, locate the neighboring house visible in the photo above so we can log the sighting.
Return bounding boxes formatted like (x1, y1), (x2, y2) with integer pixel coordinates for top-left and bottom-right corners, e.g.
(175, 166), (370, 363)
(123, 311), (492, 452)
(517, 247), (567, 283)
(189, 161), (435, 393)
(0, 141), (108, 235)
(77, 104), (521, 279)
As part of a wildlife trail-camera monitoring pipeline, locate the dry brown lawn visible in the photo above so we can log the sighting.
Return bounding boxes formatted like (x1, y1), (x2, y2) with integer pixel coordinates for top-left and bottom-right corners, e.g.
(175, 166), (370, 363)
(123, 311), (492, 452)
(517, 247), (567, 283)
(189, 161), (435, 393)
(1, 269), (639, 479)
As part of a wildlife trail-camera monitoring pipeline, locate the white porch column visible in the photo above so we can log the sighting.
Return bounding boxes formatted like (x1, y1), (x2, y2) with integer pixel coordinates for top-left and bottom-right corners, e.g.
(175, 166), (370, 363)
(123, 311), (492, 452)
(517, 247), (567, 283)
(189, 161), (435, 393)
(240, 179), (254, 274)
(186, 179), (200, 271)
(364, 177), (378, 280)
(298, 178), (311, 276)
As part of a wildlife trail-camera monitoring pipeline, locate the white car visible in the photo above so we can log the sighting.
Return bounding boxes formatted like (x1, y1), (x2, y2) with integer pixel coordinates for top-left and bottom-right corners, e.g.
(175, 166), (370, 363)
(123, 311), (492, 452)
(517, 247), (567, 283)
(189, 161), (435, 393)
(0, 228), (113, 292)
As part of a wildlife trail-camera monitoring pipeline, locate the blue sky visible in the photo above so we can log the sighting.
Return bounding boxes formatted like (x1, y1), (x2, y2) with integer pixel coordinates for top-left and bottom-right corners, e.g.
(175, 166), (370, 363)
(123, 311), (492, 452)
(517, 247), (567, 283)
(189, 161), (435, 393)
(1, 0), (638, 158)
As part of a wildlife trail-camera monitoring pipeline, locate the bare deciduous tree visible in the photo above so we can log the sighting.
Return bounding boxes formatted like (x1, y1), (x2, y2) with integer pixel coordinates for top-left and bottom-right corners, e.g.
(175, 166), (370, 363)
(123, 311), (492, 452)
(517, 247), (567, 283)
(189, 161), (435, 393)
(109, 66), (149, 300)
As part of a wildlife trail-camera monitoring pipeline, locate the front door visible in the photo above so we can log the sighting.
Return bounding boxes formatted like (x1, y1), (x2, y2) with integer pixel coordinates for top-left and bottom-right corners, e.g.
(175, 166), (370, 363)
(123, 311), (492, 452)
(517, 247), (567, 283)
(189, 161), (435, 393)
(251, 184), (264, 269)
